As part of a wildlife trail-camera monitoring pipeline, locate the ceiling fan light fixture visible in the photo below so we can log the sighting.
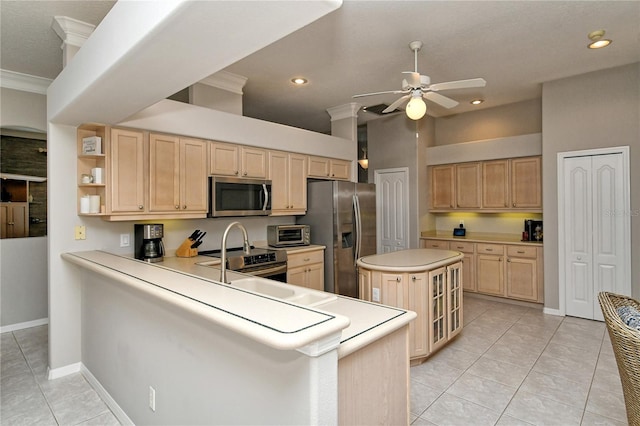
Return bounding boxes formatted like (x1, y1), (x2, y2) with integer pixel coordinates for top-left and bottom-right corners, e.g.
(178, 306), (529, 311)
(587, 30), (612, 49)
(406, 95), (426, 120)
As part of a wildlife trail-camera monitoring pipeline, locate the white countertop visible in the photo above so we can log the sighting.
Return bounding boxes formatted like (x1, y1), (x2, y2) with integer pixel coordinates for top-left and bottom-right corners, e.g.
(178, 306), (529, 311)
(63, 250), (414, 359)
(357, 248), (464, 272)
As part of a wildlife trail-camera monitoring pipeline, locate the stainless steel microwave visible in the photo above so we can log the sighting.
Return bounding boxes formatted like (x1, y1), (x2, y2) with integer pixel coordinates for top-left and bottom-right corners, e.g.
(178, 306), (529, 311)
(267, 224), (310, 247)
(208, 176), (271, 217)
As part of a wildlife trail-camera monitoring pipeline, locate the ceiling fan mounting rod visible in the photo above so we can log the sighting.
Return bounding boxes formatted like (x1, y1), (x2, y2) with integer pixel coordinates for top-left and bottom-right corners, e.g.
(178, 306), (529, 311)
(409, 40), (423, 73)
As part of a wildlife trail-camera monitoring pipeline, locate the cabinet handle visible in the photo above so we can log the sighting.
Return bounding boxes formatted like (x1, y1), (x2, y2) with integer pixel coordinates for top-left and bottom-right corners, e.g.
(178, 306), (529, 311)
(243, 171), (247, 176)
(183, 205), (187, 210)
(456, 246), (464, 249)
(513, 203), (516, 207)
(175, 205), (180, 209)
(517, 250), (525, 254)
(486, 248), (493, 252)
(304, 258), (310, 262)
(507, 258), (511, 262)
(396, 277), (401, 282)
(235, 171), (239, 175)
(412, 276), (416, 281)
(138, 205), (144, 210)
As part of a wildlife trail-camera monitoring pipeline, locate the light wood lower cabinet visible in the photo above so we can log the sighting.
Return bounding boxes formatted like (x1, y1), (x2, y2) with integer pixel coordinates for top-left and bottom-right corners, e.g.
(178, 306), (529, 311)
(359, 261), (463, 363)
(286, 248), (324, 291)
(421, 238), (543, 303)
(338, 326), (410, 426)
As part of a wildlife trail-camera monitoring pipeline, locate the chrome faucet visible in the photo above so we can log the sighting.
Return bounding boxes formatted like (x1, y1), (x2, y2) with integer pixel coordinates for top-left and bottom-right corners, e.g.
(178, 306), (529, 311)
(220, 221), (251, 284)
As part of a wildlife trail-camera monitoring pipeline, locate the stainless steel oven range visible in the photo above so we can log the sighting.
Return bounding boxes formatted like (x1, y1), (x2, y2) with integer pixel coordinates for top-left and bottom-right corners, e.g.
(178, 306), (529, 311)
(199, 247), (288, 282)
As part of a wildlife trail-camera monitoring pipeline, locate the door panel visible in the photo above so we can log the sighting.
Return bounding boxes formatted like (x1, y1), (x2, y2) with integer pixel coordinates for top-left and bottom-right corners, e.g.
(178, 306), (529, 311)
(376, 169), (408, 253)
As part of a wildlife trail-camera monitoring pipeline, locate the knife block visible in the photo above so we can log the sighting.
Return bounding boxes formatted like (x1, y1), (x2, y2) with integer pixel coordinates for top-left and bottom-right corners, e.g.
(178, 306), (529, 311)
(176, 238), (198, 258)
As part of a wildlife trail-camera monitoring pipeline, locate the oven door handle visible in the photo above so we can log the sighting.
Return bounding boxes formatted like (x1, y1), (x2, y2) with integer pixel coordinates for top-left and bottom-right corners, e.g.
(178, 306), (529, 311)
(244, 264), (287, 278)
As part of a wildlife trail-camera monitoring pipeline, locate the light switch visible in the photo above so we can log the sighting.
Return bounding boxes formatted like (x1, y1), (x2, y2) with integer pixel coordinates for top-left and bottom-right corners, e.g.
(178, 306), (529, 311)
(74, 225), (86, 240)
(372, 287), (380, 303)
(120, 233), (130, 247)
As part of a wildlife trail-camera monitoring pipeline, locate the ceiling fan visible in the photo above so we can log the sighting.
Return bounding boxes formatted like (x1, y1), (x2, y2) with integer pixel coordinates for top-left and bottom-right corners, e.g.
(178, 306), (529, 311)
(353, 41), (486, 120)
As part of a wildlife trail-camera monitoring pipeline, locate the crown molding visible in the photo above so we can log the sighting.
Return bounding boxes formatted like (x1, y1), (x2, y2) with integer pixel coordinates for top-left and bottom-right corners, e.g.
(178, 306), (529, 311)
(0, 69), (52, 94)
(198, 71), (248, 94)
(326, 103), (361, 121)
(51, 16), (96, 48)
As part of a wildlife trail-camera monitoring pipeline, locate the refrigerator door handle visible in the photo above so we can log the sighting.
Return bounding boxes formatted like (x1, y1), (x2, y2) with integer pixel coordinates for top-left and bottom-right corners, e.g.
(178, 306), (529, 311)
(353, 194), (362, 266)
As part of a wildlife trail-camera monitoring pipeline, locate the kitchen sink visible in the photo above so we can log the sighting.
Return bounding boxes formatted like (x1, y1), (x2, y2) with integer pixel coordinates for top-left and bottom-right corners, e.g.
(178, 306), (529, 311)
(229, 277), (337, 307)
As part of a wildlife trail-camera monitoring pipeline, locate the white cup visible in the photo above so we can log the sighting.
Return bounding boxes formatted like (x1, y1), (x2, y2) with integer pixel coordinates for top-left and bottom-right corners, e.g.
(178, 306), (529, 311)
(91, 168), (103, 184)
(89, 195), (100, 213)
(80, 196), (90, 214)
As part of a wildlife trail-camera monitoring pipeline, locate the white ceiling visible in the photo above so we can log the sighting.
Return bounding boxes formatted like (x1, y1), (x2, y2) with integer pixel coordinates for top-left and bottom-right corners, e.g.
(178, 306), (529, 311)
(2, 1), (639, 134)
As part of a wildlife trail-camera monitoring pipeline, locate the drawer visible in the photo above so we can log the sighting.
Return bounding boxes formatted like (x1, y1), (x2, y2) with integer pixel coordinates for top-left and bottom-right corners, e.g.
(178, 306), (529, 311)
(449, 241), (475, 254)
(423, 239), (449, 249)
(287, 249), (324, 268)
(507, 245), (537, 259)
(476, 243), (504, 255)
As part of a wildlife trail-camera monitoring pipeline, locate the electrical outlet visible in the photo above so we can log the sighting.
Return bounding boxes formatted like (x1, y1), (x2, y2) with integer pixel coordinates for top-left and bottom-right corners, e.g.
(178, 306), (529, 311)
(149, 386), (156, 411)
(74, 225), (86, 240)
(372, 288), (380, 303)
(120, 233), (130, 247)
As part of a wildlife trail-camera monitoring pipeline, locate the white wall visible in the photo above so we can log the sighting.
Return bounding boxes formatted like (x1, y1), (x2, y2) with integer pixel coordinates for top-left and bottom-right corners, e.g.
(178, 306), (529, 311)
(542, 63), (640, 308)
(0, 87), (49, 330)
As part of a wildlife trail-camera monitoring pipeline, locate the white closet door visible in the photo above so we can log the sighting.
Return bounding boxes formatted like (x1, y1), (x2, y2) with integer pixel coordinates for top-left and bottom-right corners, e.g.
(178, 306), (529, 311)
(564, 152), (629, 320)
(375, 168), (409, 253)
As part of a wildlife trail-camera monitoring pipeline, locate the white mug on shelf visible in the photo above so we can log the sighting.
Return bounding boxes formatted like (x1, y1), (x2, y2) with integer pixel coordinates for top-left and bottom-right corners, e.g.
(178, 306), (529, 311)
(80, 196), (91, 214)
(89, 195), (100, 213)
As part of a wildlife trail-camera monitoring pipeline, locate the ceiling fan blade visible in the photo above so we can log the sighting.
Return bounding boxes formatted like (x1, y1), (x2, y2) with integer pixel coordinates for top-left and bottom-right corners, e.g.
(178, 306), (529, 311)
(429, 78), (487, 92)
(401, 72), (421, 88)
(424, 91), (459, 109)
(353, 89), (407, 98)
(382, 95), (411, 113)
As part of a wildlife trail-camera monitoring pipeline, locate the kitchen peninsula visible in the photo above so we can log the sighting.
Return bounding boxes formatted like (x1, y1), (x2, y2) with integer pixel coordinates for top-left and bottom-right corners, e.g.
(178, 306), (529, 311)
(62, 250), (416, 425)
(357, 249), (464, 364)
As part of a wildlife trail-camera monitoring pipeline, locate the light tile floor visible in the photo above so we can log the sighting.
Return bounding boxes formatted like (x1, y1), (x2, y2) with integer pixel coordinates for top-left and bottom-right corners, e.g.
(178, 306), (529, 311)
(411, 296), (629, 426)
(0, 296), (628, 425)
(1, 325), (120, 425)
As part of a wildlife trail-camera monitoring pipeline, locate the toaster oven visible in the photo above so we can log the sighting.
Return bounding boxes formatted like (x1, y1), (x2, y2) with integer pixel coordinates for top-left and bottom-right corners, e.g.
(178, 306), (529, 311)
(267, 224), (310, 247)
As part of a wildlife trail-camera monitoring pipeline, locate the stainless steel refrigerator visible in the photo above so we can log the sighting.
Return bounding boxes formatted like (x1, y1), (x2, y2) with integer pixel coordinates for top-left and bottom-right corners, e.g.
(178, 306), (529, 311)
(297, 181), (376, 298)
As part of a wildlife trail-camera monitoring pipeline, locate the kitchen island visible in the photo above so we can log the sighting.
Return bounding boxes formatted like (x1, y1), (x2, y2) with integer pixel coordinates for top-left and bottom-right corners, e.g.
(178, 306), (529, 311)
(357, 248), (464, 364)
(62, 250), (415, 425)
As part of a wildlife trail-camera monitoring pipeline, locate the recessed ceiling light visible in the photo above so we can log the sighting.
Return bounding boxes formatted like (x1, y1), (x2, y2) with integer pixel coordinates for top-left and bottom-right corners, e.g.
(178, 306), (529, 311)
(291, 77), (308, 85)
(587, 30), (612, 49)
(470, 99), (484, 105)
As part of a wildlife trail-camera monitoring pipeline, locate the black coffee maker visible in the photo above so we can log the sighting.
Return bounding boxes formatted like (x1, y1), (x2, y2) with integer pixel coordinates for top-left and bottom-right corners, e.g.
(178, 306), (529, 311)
(135, 224), (165, 262)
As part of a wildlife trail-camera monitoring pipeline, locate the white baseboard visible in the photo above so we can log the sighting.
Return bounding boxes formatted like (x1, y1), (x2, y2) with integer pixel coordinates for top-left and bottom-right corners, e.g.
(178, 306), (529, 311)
(47, 362), (82, 380)
(81, 364), (134, 426)
(0, 317), (48, 333)
(543, 307), (564, 316)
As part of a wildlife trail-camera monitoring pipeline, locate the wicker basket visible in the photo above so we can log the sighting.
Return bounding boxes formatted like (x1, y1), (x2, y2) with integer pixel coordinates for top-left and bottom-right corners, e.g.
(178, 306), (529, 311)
(598, 292), (640, 426)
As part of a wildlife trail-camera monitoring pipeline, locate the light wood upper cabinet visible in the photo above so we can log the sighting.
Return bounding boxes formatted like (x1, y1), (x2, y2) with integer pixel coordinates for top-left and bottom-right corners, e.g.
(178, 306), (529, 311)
(429, 156), (542, 212)
(110, 128), (145, 213)
(482, 160), (509, 209)
(430, 165), (455, 209)
(210, 142), (267, 178)
(268, 151), (307, 215)
(308, 156), (351, 180)
(149, 135), (208, 213)
(511, 156), (542, 209)
(455, 162), (481, 209)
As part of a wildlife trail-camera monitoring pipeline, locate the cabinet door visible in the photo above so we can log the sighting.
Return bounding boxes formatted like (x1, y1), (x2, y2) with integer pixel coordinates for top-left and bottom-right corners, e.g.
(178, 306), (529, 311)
(430, 165), (455, 209)
(476, 254), (504, 296)
(306, 262), (324, 291)
(511, 156), (542, 209)
(460, 253), (476, 292)
(308, 156), (330, 178)
(447, 262), (463, 339)
(111, 128), (145, 213)
(428, 267), (448, 353)
(455, 163), (481, 208)
(0, 204), (7, 237)
(241, 147), (268, 178)
(423, 239), (449, 250)
(330, 159), (351, 180)
(180, 138), (208, 212)
(0, 202), (28, 238)
(358, 268), (372, 301)
(380, 273), (408, 309)
(210, 142), (240, 176)
(482, 160), (509, 209)
(149, 133), (180, 212)
(408, 273), (428, 358)
(286, 265), (307, 288)
(288, 154), (307, 211)
(506, 256), (538, 302)
(268, 151), (289, 212)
